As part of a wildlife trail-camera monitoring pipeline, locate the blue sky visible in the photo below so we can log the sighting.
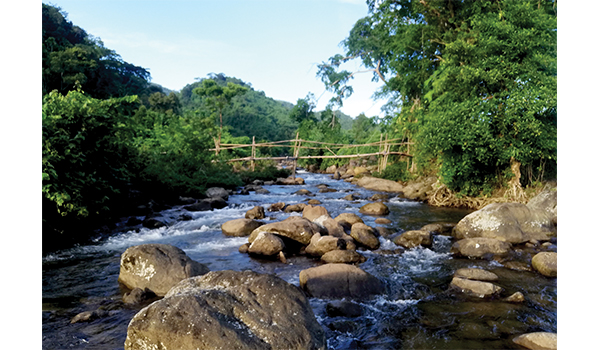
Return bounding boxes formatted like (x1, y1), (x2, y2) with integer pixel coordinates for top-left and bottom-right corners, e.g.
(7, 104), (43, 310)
(46, 0), (387, 117)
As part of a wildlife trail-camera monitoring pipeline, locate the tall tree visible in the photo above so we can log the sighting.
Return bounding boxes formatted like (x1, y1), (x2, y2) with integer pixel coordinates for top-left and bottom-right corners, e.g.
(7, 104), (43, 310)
(193, 79), (249, 144)
(319, 0), (557, 195)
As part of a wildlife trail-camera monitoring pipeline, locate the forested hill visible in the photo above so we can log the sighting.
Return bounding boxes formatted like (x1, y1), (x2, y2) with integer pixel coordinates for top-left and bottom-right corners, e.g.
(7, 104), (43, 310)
(179, 74), (298, 141)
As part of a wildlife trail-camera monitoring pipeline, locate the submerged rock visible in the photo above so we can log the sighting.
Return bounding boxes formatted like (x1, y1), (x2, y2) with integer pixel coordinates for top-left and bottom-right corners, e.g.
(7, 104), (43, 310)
(299, 263), (383, 299)
(453, 268), (499, 282)
(124, 270), (327, 350)
(268, 202), (286, 212)
(326, 300), (363, 318)
(122, 287), (156, 305)
(70, 309), (108, 324)
(118, 244), (209, 296)
(449, 277), (503, 298)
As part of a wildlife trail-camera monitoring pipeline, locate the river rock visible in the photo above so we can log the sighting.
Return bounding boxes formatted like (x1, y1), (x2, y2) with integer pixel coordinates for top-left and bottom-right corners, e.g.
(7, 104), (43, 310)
(70, 309), (108, 324)
(375, 226), (395, 237)
(184, 197), (227, 211)
(277, 176), (305, 185)
(527, 186), (557, 225)
(359, 202), (390, 216)
(268, 202), (286, 211)
(369, 193), (389, 201)
(299, 263), (383, 299)
(326, 300), (363, 318)
(454, 268), (499, 282)
(321, 250), (366, 264)
(302, 205), (330, 222)
(284, 203), (307, 213)
(222, 218), (264, 237)
(248, 216), (323, 245)
(118, 244), (210, 296)
(512, 332), (557, 350)
(353, 166), (369, 176)
(294, 189), (313, 196)
(504, 291), (526, 303)
(420, 222), (455, 235)
(124, 270), (327, 350)
(325, 164), (337, 173)
(307, 199), (322, 205)
(453, 202), (555, 244)
(375, 218), (392, 224)
(142, 217), (167, 229)
(356, 176), (404, 192)
(401, 176), (436, 201)
(205, 187), (229, 200)
(350, 223), (380, 250)
(334, 213), (364, 230)
(531, 252), (557, 277)
(393, 230), (432, 248)
(451, 237), (512, 259)
(245, 206), (265, 220)
(449, 277), (503, 298)
(248, 232), (285, 257)
(305, 233), (344, 257)
(123, 287), (157, 305)
(314, 216), (346, 237)
(343, 193), (359, 201)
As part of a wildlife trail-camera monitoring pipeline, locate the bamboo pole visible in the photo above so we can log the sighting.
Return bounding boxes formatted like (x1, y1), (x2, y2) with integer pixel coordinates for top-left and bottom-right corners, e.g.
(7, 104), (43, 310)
(251, 136), (256, 171)
(292, 132), (299, 179)
(378, 133), (383, 172)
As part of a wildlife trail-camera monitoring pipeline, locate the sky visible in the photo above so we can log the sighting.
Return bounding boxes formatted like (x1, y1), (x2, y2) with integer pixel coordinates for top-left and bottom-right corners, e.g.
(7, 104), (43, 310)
(45, 0), (388, 117)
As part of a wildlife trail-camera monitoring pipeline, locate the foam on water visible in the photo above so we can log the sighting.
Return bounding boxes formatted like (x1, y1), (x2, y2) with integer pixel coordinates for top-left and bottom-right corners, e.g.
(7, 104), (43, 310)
(186, 236), (248, 254)
(397, 247), (450, 275)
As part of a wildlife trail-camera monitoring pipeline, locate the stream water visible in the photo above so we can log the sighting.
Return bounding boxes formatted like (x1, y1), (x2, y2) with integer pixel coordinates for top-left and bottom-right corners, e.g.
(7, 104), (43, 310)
(42, 170), (557, 349)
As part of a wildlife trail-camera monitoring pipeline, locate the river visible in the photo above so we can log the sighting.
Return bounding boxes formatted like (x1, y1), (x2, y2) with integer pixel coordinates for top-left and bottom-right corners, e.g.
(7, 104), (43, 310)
(42, 170), (557, 349)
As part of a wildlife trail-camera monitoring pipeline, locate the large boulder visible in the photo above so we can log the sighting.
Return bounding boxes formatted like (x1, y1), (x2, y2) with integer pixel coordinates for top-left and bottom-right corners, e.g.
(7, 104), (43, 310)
(452, 202), (555, 244)
(221, 218), (264, 237)
(531, 252), (557, 277)
(359, 202), (390, 216)
(401, 176), (437, 201)
(118, 244), (209, 296)
(245, 206), (265, 220)
(299, 263), (383, 299)
(248, 232), (285, 257)
(356, 176), (404, 192)
(325, 164), (337, 174)
(302, 205), (330, 222)
(527, 186), (557, 225)
(512, 332), (557, 350)
(350, 223), (380, 250)
(393, 230), (432, 249)
(124, 270), (326, 350)
(248, 216), (323, 245)
(451, 237), (512, 259)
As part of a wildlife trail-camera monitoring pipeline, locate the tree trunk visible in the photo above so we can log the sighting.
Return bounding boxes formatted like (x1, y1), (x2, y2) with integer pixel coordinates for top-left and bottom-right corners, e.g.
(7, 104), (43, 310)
(507, 157), (527, 203)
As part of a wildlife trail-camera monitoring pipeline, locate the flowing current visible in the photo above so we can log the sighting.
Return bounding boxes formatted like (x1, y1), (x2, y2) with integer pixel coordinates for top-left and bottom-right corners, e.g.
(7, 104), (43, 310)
(42, 171), (557, 349)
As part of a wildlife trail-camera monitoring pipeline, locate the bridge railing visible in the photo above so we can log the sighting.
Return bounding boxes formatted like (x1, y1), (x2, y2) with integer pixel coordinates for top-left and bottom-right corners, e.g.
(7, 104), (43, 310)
(209, 133), (413, 177)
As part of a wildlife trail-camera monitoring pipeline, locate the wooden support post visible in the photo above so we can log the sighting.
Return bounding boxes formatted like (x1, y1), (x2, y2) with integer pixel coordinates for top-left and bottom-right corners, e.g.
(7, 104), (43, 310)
(382, 134), (389, 171)
(378, 133), (383, 172)
(292, 132), (299, 179)
(251, 136), (256, 172)
(214, 137), (220, 156)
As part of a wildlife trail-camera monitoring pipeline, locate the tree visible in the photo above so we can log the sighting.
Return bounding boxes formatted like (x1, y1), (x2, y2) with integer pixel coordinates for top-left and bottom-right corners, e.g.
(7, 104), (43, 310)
(192, 79), (249, 144)
(288, 94), (317, 125)
(318, 0), (557, 195)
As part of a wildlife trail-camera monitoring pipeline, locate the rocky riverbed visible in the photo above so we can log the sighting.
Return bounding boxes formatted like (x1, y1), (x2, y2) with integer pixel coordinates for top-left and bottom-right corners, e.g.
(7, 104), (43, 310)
(42, 169), (557, 349)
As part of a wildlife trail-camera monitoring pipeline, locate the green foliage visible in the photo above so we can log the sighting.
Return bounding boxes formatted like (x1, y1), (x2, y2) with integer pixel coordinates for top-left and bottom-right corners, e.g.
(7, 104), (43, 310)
(180, 74), (296, 142)
(238, 165), (291, 184)
(42, 3), (153, 100)
(42, 90), (139, 218)
(319, 0), (557, 195)
(372, 162), (411, 182)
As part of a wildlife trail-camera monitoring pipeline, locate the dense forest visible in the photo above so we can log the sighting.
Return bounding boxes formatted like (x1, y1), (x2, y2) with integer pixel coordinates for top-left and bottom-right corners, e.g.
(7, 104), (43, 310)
(42, 1), (556, 250)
